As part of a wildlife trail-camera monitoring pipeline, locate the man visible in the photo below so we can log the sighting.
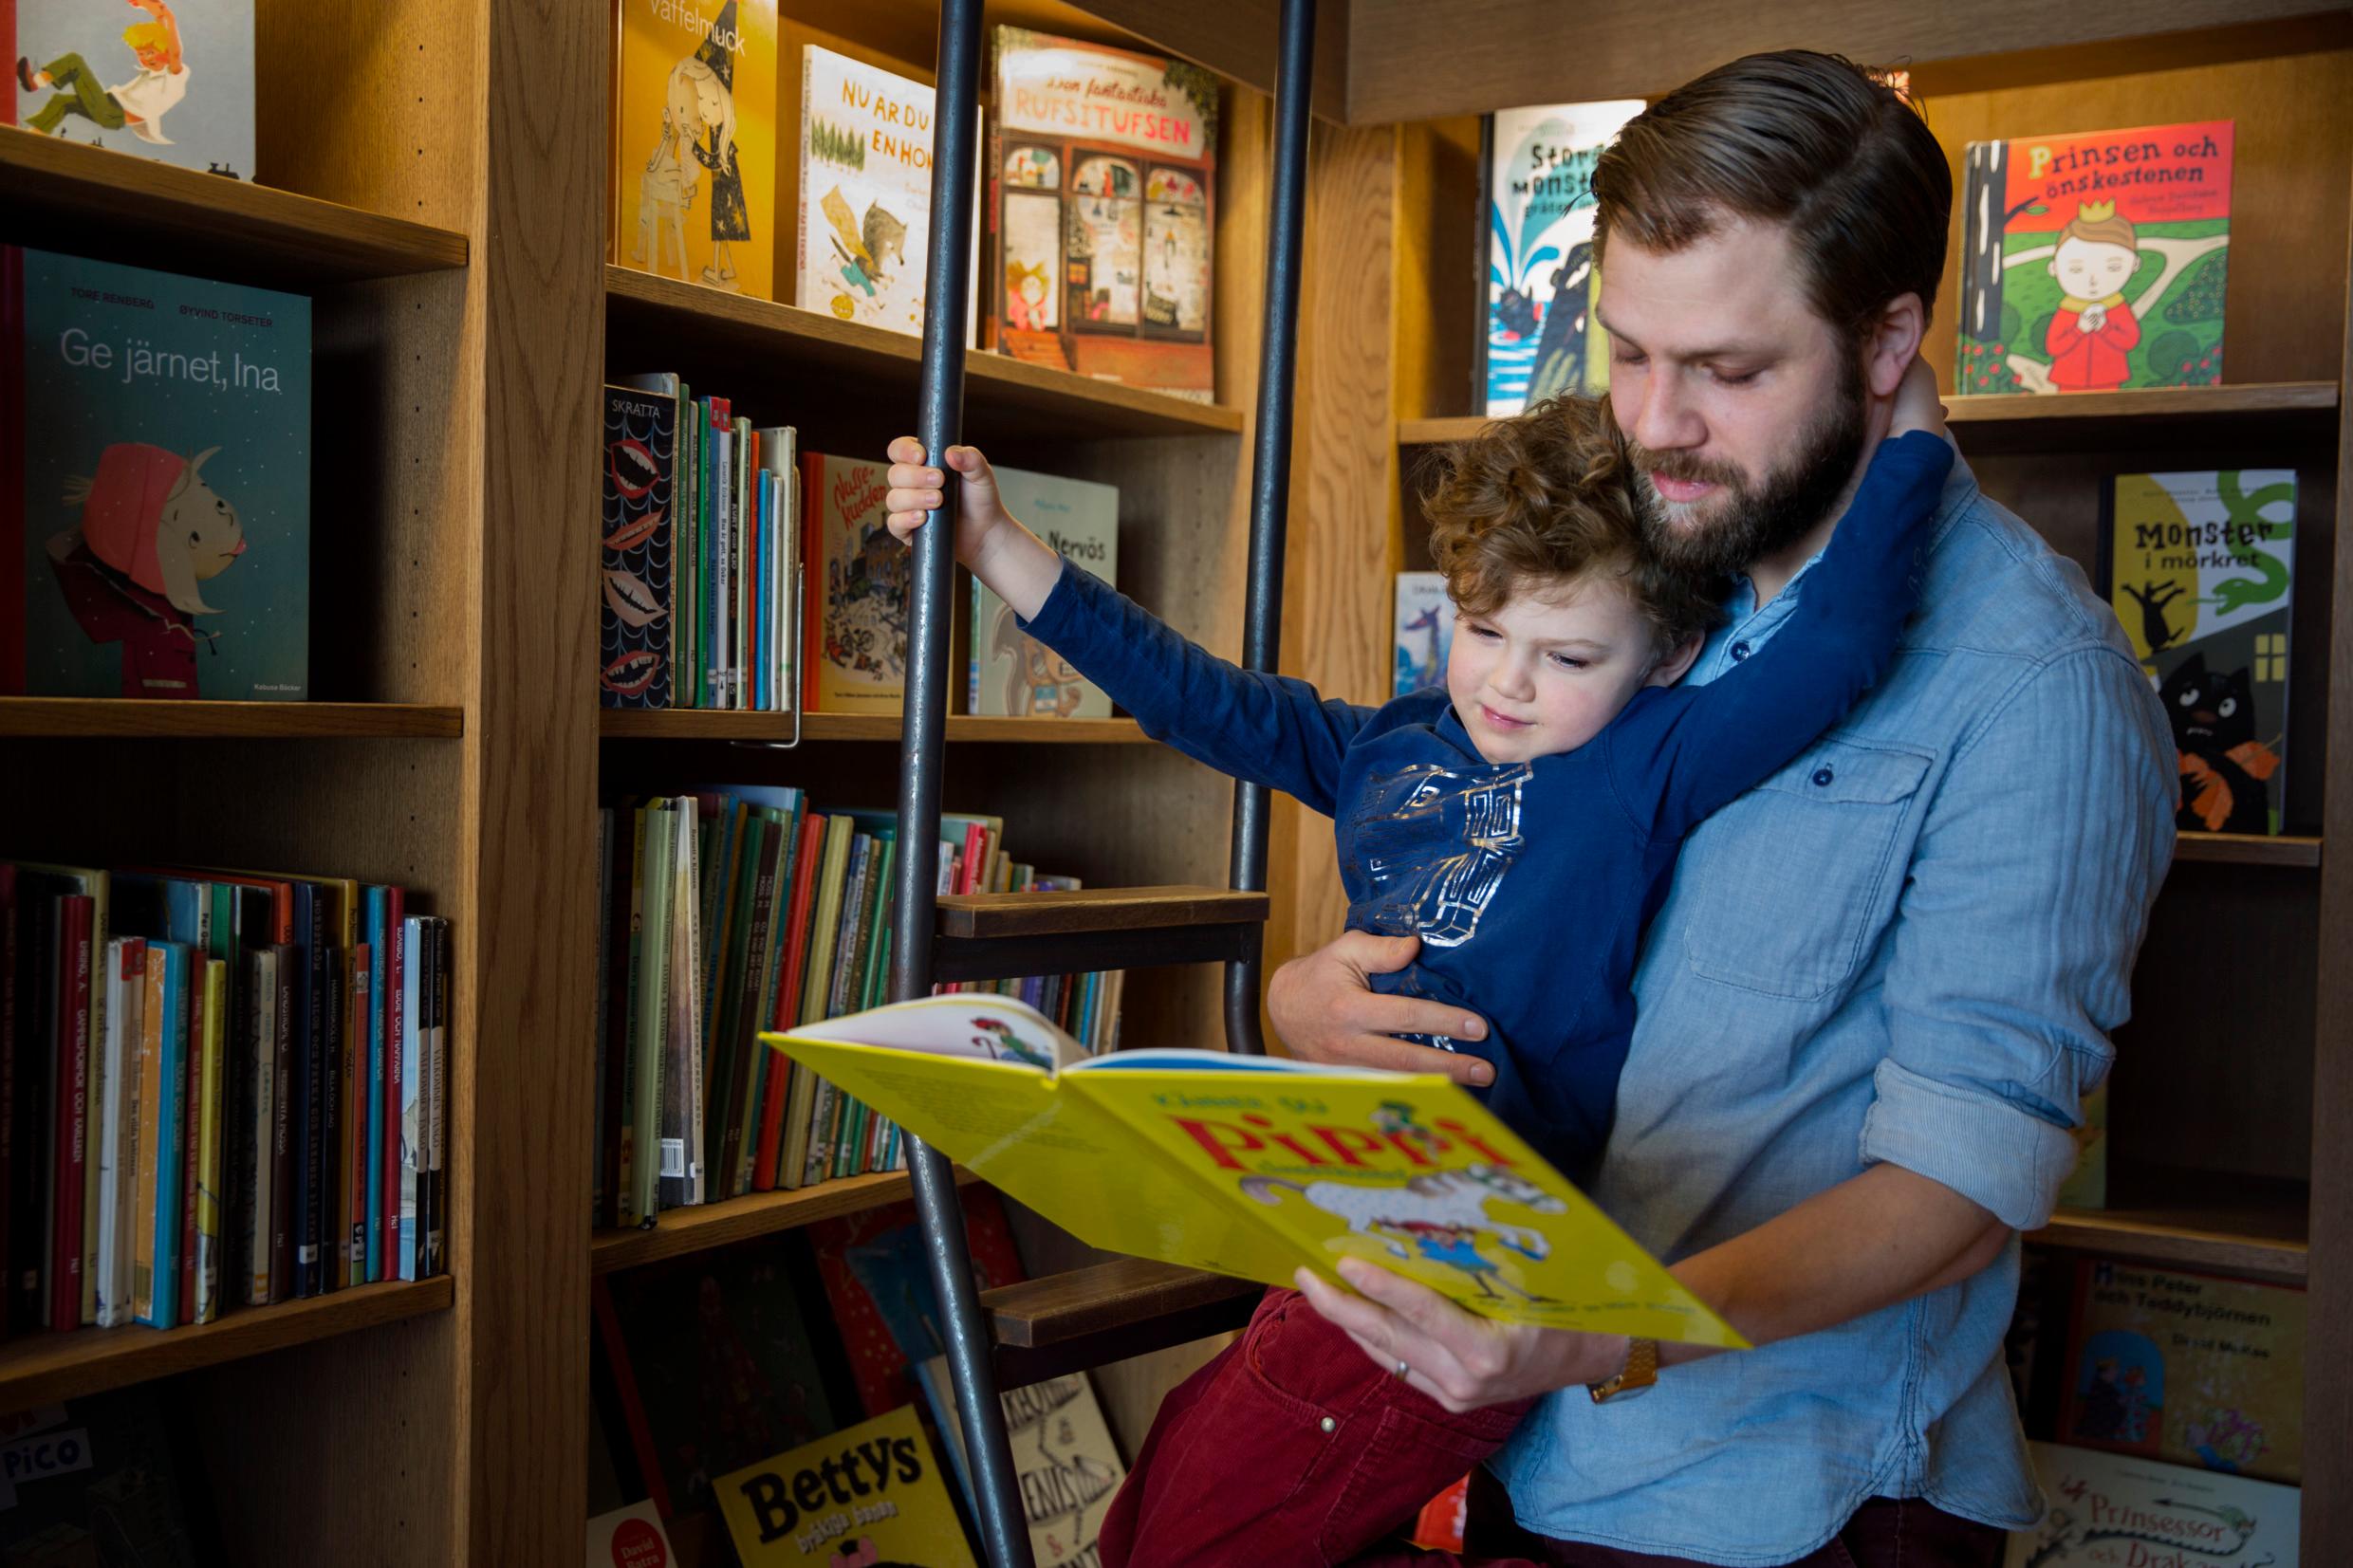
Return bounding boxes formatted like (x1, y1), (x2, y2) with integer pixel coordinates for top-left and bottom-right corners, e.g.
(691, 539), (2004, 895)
(1274, 52), (2175, 1567)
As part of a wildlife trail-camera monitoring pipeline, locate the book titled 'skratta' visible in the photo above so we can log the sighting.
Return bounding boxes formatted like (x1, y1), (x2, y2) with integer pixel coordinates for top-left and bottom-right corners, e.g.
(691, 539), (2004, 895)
(1958, 121), (2232, 396)
(990, 28), (1217, 399)
(1, 247), (309, 700)
(766, 995), (1745, 1343)
(613, 0), (779, 301)
(714, 1402), (977, 1567)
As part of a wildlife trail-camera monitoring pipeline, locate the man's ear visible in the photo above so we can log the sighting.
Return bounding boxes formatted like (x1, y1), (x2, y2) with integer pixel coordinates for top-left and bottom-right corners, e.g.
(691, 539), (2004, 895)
(1862, 291), (1929, 400)
(1647, 633), (1705, 689)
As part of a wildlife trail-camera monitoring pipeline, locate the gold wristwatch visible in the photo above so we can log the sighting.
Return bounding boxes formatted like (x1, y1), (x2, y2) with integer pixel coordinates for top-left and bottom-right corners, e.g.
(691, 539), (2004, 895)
(1587, 1337), (1659, 1404)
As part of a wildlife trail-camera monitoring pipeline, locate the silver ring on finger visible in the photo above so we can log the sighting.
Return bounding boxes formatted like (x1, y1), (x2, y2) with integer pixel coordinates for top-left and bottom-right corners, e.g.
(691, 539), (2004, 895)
(1393, 1357), (1410, 1381)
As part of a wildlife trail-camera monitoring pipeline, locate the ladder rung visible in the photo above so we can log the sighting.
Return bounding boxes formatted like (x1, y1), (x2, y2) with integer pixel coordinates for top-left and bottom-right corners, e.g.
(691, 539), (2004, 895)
(982, 1259), (1262, 1390)
(932, 887), (1268, 982)
(936, 885), (1268, 938)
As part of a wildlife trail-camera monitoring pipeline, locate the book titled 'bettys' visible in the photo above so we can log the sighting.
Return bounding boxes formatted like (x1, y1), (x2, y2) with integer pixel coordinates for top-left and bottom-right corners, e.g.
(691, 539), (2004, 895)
(714, 1403), (977, 1568)
(2, 248), (309, 700)
(1959, 121), (2232, 396)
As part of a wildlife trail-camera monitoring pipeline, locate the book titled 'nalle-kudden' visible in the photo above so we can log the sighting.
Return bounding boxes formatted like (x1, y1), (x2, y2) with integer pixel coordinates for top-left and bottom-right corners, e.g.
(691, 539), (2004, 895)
(2, 248), (309, 700)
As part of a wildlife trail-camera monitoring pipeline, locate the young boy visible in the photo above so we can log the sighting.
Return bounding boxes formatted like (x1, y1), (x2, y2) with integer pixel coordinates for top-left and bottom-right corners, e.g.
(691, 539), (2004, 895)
(881, 369), (1950, 1566)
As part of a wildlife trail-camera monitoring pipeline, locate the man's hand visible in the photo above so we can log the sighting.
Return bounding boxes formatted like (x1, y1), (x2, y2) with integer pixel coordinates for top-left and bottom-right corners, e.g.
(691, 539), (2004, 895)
(1292, 1261), (1625, 1412)
(1267, 931), (1492, 1085)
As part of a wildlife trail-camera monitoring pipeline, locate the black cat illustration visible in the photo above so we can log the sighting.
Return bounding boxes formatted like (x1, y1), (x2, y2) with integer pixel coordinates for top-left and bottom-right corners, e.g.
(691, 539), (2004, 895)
(2121, 580), (2188, 655)
(2159, 652), (2274, 835)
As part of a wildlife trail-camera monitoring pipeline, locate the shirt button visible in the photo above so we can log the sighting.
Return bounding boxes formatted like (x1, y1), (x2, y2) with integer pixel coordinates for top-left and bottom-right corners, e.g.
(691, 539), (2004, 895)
(1812, 766), (1835, 787)
(1731, 641), (1751, 661)
(1320, 1416), (1337, 1433)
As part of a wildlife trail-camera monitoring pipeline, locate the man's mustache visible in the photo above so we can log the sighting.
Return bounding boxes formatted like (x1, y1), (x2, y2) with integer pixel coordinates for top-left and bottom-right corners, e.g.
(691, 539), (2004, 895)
(1627, 442), (1745, 491)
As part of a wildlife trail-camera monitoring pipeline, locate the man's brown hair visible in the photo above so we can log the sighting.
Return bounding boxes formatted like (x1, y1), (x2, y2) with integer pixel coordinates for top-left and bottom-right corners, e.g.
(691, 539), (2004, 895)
(1592, 51), (1952, 343)
(1422, 396), (1720, 655)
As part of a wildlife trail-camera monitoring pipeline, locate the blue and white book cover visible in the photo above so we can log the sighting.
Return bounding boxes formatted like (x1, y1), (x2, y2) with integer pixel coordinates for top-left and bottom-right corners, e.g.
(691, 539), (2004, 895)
(8, 2), (256, 177)
(1394, 571), (1454, 697)
(6, 247), (309, 699)
(1481, 101), (1642, 416)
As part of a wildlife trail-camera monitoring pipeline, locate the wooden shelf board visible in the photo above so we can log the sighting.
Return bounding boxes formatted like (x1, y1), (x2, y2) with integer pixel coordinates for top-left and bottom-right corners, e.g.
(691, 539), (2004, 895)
(0, 1278), (454, 1411)
(0, 128), (468, 286)
(937, 885), (1269, 938)
(599, 710), (1150, 744)
(1399, 384), (2341, 452)
(591, 1169), (980, 1274)
(2027, 1171), (2307, 1282)
(2174, 832), (2321, 868)
(982, 1257), (1260, 1350)
(606, 267), (1242, 440)
(0, 697), (463, 739)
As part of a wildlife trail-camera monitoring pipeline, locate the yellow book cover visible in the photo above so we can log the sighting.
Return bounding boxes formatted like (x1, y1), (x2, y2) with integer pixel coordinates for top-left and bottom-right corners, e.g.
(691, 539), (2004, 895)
(614, 0), (779, 301)
(714, 1403), (978, 1567)
(194, 956), (227, 1322)
(766, 996), (1744, 1345)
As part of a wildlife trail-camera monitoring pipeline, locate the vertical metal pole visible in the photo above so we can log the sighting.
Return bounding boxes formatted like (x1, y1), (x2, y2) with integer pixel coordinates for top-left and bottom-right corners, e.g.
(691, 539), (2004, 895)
(892, 2), (1032, 1565)
(1226, 0), (1318, 1058)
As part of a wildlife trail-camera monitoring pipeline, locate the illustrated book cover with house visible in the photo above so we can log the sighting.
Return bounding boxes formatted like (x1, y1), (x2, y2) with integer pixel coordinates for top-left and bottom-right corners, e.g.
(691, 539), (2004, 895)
(765, 994), (1747, 1344)
(6, 1), (254, 178)
(970, 466), (1118, 719)
(3, 247), (308, 700)
(613, 0), (779, 300)
(799, 452), (906, 713)
(990, 27), (1218, 399)
(2005, 1442), (2298, 1567)
(2102, 470), (2294, 835)
(2056, 1257), (2304, 1485)
(1478, 101), (1644, 416)
(1958, 121), (2232, 395)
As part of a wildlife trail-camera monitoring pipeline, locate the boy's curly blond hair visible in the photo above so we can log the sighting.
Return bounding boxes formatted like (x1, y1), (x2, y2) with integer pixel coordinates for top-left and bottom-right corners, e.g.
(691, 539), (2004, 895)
(1421, 395), (1722, 655)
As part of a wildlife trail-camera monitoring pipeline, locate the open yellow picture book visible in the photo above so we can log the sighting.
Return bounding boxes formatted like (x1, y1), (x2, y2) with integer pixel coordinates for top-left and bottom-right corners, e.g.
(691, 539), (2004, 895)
(764, 996), (1745, 1347)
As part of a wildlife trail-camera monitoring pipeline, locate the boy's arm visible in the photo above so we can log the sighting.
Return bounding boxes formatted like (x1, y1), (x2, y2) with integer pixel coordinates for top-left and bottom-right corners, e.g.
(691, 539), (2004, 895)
(1020, 561), (1379, 817)
(1612, 431), (1954, 840)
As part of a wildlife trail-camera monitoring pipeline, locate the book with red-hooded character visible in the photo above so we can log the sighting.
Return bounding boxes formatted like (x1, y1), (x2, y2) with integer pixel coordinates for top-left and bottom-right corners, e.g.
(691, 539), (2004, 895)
(2, 247), (309, 700)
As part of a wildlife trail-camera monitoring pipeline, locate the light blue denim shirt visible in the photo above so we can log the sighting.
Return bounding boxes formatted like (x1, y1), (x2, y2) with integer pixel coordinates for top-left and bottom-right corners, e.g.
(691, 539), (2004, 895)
(1490, 446), (2177, 1564)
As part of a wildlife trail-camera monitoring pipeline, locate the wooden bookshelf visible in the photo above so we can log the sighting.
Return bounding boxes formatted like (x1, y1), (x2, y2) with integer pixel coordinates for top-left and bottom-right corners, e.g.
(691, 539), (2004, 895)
(2027, 1172), (2309, 1282)
(590, 1168), (983, 1274)
(936, 885), (1269, 938)
(1398, 382), (2341, 451)
(606, 267), (1244, 441)
(0, 698), (464, 739)
(0, 1279), (453, 1412)
(0, 126), (468, 286)
(2176, 833), (2323, 868)
(598, 710), (1149, 744)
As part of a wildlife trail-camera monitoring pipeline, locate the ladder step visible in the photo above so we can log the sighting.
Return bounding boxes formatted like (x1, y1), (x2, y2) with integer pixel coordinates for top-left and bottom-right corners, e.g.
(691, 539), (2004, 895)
(980, 1259), (1263, 1390)
(932, 886), (1268, 983)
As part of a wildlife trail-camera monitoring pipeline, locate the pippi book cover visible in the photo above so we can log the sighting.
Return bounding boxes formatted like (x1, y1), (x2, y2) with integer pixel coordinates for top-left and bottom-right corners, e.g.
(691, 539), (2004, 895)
(2102, 470), (2295, 836)
(7, 1), (255, 179)
(989, 28), (1218, 399)
(2056, 1258), (2304, 1487)
(2, 247), (308, 700)
(1957, 120), (2232, 396)
(613, 0), (779, 301)
(799, 452), (906, 713)
(767, 995), (1745, 1346)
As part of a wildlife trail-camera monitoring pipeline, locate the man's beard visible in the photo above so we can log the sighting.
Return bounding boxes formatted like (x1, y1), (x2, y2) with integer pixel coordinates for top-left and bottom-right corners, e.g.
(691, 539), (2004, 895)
(1630, 364), (1869, 579)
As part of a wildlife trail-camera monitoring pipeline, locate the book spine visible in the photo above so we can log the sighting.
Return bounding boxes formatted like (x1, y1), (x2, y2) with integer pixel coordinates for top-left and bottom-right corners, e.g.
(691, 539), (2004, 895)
(428, 917), (450, 1276)
(722, 817), (779, 1196)
(366, 891), (388, 1281)
(194, 958), (227, 1322)
(269, 940), (296, 1303)
(243, 950), (274, 1306)
(96, 937), (144, 1328)
(617, 806), (646, 1226)
(736, 816), (791, 1194)
(49, 895), (90, 1332)
(347, 945), (371, 1287)
(631, 804), (674, 1226)
(752, 809), (821, 1190)
(176, 948), (202, 1323)
(379, 890), (403, 1276)
(0, 869), (14, 1337)
(136, 942), (181, 1329)
(13, 890), (53, 1334)
(398, 918), (422, 1282)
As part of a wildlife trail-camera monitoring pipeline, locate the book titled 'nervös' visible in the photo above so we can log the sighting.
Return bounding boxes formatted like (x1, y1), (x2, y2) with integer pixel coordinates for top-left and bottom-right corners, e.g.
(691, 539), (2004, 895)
(1959, 121), (2232, 396)
(2, 248), (308, 700)
(970, 466), (1118, 719)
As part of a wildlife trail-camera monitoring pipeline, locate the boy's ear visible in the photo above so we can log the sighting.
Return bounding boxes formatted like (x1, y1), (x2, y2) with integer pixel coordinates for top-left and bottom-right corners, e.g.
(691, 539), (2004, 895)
(1647, 633), (1705, 688)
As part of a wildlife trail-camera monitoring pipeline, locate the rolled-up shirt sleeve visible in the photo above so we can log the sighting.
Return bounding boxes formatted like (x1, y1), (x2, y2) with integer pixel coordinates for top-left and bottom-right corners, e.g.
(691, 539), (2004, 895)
(1859, 643), (2175, 1230)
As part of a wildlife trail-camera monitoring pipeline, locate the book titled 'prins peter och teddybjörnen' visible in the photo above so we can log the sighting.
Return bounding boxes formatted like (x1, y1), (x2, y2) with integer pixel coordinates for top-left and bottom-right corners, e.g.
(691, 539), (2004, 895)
(1958, 120), (2232, 396)
(2, 248), (309, 701)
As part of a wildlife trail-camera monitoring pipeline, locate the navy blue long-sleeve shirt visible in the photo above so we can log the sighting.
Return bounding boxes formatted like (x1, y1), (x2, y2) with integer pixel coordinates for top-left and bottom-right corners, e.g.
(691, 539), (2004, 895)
(1020, 432), (1954, 1179)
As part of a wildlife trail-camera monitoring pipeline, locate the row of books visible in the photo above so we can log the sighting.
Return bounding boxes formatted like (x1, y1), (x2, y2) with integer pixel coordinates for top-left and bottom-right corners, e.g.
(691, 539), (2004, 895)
(1481, 101), (2232, 412)
(598, 401), (1124, 721)
(613, 9), (1217, 397)
(601, 378), (800, 711)
(593, 787), (1121, 1229)
(1, 861), (450, 1340)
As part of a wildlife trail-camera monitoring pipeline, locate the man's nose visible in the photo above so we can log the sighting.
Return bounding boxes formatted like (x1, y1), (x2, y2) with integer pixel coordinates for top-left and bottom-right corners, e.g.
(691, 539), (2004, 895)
(1627, 368), (1702, 452)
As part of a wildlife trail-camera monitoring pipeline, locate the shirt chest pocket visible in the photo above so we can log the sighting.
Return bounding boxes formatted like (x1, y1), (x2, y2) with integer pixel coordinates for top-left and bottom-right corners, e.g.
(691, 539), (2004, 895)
(1677, 737), (1933, 1001)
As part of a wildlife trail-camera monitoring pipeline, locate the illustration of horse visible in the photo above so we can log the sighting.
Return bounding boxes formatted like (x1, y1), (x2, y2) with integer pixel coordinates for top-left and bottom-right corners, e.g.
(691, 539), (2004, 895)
(1241, 1167), (1565, 1301)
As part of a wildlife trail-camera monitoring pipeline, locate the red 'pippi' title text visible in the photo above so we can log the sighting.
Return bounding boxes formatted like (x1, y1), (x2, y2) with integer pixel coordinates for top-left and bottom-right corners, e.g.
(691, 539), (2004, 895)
(1173, 1112), (1517, 1172)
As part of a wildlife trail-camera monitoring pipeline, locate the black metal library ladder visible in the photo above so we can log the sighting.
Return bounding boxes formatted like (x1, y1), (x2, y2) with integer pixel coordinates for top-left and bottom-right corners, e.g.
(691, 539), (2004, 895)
(889, 0), (1317, 1561)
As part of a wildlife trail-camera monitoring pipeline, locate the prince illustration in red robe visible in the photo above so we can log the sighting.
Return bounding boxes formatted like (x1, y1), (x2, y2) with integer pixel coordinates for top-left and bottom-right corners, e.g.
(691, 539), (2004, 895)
(2044, 199), (2142, 393)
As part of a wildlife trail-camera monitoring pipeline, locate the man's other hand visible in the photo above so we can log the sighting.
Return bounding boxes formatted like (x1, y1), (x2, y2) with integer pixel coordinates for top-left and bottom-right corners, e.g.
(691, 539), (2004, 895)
(1266, 931), (1493, 1085)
